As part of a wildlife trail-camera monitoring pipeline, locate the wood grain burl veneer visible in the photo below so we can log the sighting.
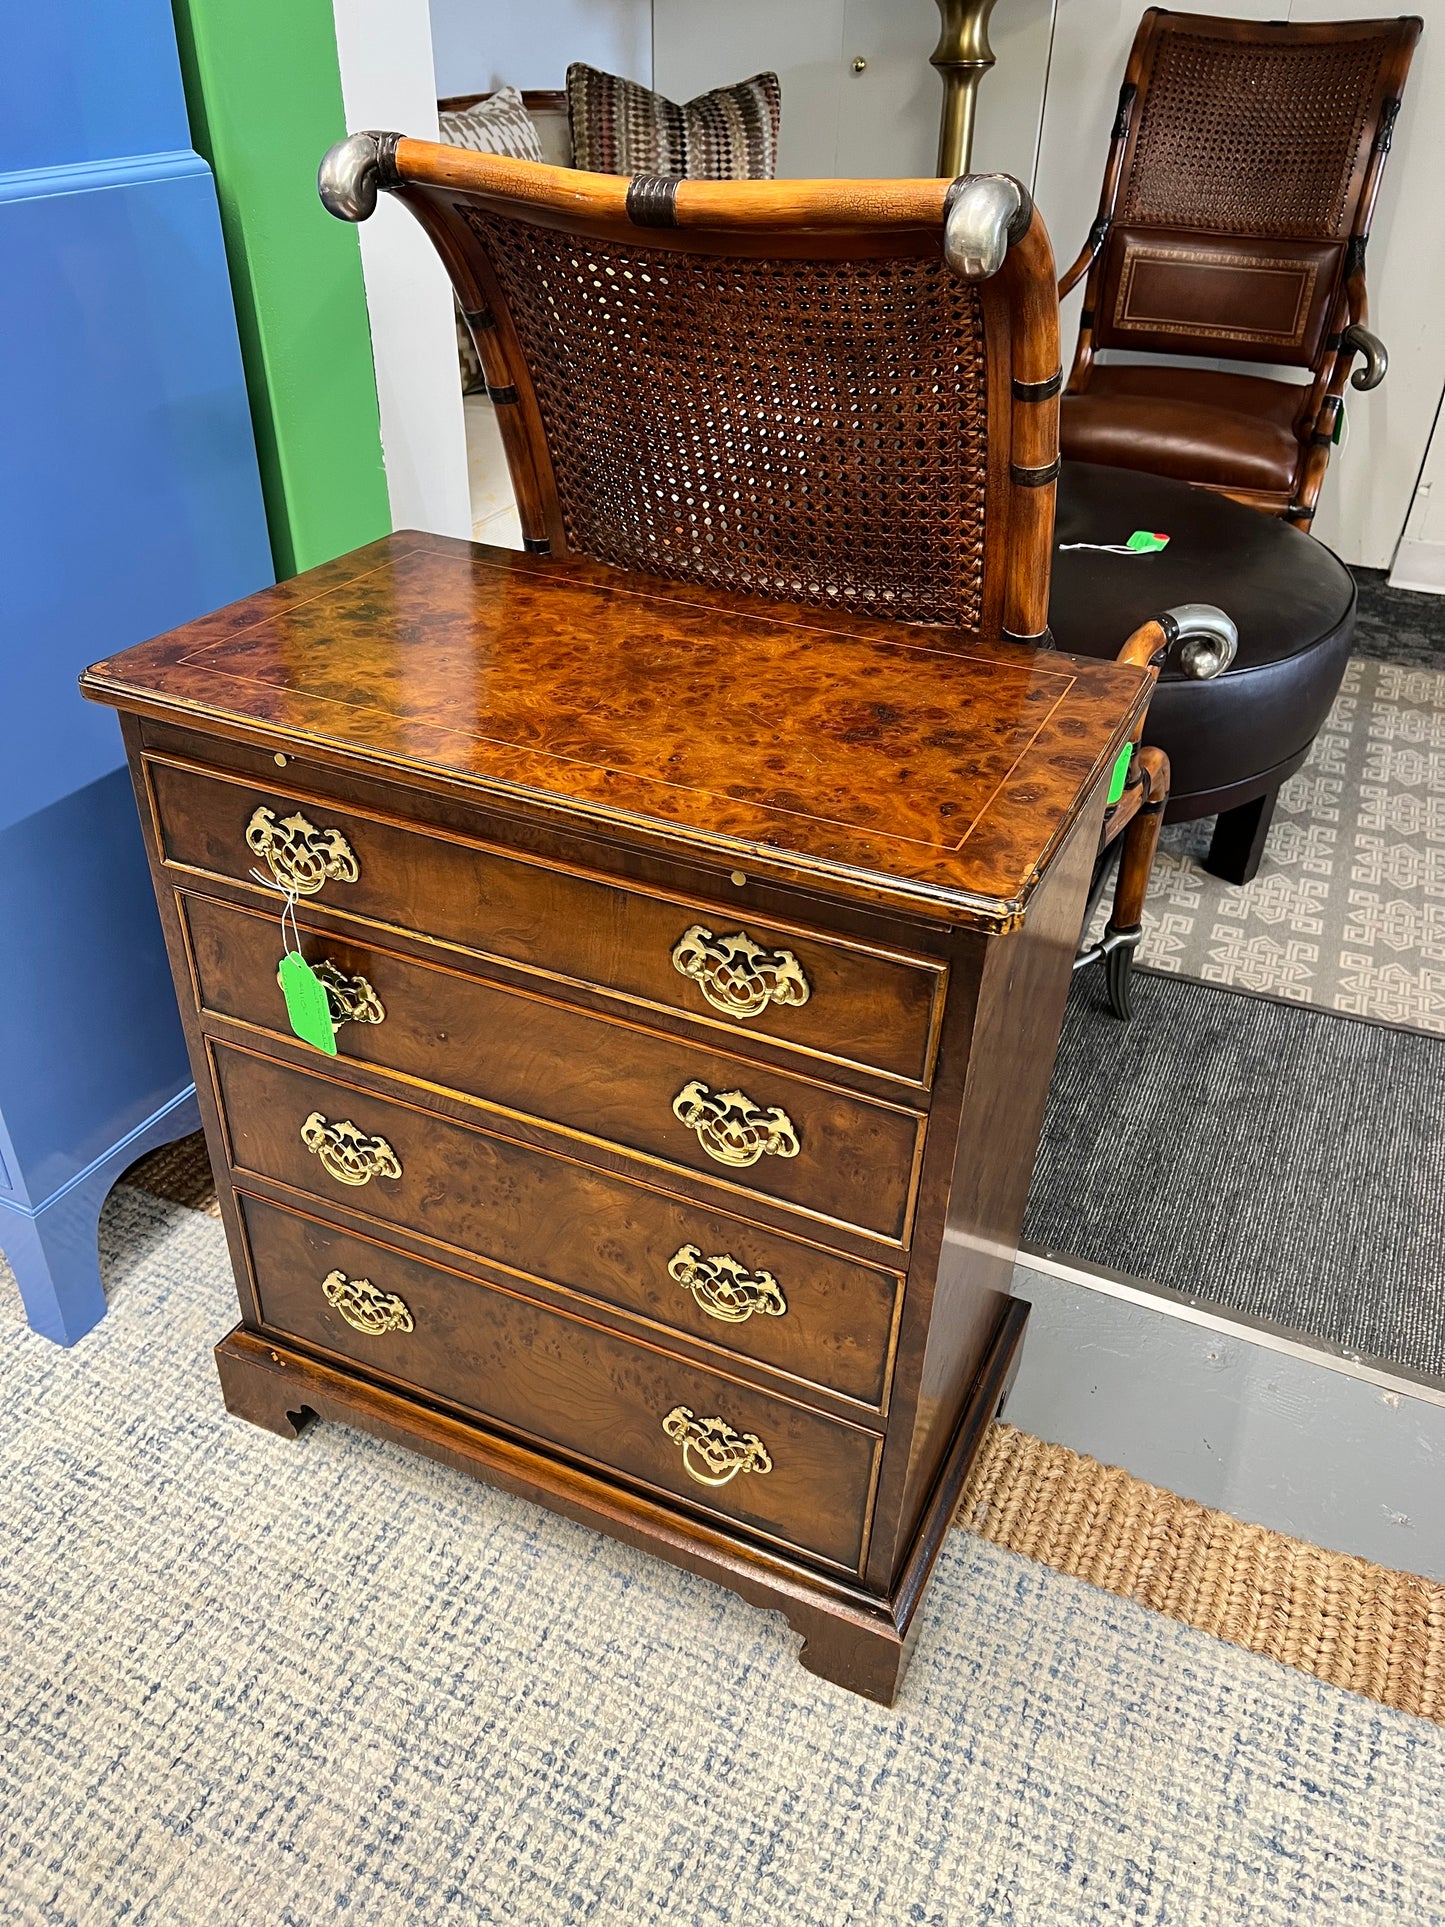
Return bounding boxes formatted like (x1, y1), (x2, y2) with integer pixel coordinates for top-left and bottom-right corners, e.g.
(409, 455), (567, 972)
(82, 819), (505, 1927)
(82, 533), (1150, 1703)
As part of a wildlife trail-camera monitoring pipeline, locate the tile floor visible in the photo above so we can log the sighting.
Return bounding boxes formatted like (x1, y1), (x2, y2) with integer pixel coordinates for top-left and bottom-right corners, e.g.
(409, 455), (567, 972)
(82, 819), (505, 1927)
(465, 392), (523, 550)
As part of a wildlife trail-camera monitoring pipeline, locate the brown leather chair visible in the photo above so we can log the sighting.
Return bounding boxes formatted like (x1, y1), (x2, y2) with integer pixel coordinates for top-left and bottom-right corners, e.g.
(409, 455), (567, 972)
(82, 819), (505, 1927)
(1058, 10), (1421, 528)
(320, 138), (1235, 1014)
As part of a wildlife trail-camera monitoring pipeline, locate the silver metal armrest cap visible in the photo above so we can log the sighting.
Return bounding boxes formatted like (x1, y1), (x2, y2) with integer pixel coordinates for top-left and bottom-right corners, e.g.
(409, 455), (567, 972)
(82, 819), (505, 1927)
(1163, 603), (1238, 680)
(943, 175), (1031, 281)
(319, 132), (381, 222)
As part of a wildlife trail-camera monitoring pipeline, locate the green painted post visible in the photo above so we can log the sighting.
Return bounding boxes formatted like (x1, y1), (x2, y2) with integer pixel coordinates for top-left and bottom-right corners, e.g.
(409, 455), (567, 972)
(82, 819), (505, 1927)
(171, 0), (391, 577)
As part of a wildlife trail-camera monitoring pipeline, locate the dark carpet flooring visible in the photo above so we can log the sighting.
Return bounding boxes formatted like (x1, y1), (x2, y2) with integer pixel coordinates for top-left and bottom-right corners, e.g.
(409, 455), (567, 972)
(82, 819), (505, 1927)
(1025, 968), (1445, 1379)
(1350, 566), (1445, 667)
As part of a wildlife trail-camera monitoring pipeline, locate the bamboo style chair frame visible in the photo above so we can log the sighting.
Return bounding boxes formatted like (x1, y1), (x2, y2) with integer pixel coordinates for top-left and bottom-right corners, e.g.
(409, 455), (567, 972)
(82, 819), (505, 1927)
(321, 135), (1235, 1014)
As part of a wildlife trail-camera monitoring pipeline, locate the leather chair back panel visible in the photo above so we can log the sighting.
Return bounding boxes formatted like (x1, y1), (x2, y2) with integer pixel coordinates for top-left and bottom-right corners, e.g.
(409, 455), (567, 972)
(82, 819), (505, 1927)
(1094, 228), (1343, 366)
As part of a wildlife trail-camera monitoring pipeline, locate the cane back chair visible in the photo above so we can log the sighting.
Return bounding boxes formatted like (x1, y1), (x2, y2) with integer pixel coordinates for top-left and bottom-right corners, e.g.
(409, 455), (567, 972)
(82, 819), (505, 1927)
(320, 135), (1236, 1014)
(1059, 9), (1421, 527)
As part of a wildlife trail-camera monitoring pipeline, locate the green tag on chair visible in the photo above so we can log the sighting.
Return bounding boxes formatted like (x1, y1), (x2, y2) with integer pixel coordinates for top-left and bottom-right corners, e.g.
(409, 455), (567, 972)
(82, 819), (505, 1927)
(1107, 742), (1133, 806)
(1125, 530), (1170, 553)
(278, 951), (338, 1055)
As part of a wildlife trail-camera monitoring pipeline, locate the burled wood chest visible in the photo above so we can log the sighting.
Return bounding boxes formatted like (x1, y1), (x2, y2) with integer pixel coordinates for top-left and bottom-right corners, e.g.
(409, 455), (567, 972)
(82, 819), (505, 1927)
(82, 533), (1149, 1701)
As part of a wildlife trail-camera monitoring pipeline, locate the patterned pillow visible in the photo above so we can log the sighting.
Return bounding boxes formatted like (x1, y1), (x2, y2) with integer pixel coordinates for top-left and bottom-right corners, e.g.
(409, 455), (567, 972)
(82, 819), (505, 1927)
(437, 89), (544, 393)
(566, 64), (781, 180)
(438, 86), (545, 163)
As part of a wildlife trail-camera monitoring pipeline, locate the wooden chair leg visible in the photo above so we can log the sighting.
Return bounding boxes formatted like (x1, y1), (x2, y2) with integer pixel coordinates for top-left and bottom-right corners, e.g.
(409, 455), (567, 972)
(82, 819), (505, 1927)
(1101, 745), (1170, 1019)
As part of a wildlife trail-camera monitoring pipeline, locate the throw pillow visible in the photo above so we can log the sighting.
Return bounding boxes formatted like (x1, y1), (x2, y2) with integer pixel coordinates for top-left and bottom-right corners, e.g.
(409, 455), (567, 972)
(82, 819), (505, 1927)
(566, 64), (781, 180)
(438, 86), (545, 162)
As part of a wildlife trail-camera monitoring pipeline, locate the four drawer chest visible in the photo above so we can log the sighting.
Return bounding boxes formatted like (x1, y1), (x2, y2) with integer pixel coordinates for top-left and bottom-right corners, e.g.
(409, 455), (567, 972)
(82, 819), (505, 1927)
(82, 532), (1150, 1702)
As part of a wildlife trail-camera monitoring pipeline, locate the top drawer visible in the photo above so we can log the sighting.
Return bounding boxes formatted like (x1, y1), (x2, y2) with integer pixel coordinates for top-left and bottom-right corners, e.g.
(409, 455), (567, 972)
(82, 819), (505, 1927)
(144, 757), (944, 1090)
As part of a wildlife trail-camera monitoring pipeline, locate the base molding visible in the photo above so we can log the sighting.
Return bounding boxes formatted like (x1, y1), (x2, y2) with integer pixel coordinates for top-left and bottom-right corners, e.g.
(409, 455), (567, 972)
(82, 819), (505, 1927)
(215, 1297), (1028, 1704)
(1389, 538), (1445, 596)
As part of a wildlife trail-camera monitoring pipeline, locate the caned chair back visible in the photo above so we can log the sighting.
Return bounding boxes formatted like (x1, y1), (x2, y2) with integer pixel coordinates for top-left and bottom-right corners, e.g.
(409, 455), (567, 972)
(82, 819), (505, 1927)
(322, 140), (1066, 644)
(1079, 10), (1419, 374)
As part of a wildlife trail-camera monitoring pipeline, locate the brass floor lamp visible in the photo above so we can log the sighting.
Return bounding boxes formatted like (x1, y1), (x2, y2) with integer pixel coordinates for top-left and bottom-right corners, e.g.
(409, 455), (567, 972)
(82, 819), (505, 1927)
(932, 0), (1000, 174)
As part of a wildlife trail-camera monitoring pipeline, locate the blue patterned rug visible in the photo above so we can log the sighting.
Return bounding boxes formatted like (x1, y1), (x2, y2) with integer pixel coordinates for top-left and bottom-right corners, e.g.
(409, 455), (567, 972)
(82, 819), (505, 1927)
(2, 1186), (1442, 1925)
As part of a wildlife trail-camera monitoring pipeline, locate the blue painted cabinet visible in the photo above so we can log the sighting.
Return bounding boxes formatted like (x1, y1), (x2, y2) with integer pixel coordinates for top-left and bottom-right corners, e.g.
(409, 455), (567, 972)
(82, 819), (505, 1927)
(0, 1), (273, 1341)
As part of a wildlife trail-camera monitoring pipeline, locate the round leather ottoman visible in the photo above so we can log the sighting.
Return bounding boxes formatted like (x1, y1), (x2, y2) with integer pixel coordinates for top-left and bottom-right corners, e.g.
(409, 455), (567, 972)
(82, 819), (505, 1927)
(1049, 462), (1357, 883)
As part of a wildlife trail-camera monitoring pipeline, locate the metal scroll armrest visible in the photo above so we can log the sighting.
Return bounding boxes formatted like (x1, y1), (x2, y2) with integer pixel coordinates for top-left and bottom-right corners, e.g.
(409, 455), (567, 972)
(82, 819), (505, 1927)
(1114, 603), (1239, 681)
(1341, 324), (1388, 392)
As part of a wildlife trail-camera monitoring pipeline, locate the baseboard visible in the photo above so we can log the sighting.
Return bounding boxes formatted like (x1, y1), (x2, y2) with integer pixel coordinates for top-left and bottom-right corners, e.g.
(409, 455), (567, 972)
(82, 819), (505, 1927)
(1388, 539), (1445, 596)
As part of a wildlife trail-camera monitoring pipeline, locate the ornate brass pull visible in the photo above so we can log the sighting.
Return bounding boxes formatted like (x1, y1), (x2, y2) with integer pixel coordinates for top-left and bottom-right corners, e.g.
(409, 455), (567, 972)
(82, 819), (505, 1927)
(246, 805), (359, 896)
(301, 1112), (402, 1187)
(310, 959), (385, 1032)
(662, 1405), (773, 1487)
(275, 958), (385, 1037)
(672, 1080), (800, 1169)
(668, 1245), (787, 1324)
(321, 1269), (413, 1335)
(670, 924), (811, 1020)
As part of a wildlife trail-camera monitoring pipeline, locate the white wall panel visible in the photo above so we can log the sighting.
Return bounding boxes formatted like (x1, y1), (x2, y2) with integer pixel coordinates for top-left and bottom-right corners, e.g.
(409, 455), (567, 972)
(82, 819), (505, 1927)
(653, 0), (844, 176)
(1297, 0), (1445, 567)
(837, 0), (938, 180)
(430, 0), (652, 97)
(1390, 388), (1445, 592)
(333, 0), (471, 539)
(968, 0), (1059, 190)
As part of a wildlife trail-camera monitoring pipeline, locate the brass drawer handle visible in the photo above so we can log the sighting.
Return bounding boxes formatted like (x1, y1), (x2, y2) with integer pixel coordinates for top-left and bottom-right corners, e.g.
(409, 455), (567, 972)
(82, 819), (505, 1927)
(670, 924), (811, 1020)
(313, 959), (385, 1030)
(662, 1405), (773, 1487)
(672, 1080), (800, 1169)
(321, 1269), (413, 1335)
(246, 805), (359, 896)
(301, 1112), (402, 1187)
(669, 1245), (787, 1323)
(273, 959), (386, 1036)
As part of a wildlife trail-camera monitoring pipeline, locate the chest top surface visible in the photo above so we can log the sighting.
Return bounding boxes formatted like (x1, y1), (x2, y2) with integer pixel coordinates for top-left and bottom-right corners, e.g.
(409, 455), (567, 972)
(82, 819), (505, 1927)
(82, 532), (1150, 927)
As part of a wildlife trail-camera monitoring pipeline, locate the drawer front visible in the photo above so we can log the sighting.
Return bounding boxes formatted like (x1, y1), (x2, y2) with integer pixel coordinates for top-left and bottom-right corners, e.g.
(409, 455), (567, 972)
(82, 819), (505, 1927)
(183, 893), (924, 1244)
(147, 757), (943, 1088)
(240, 1194), (878, 1572)
(213, 1043), (903, 1411)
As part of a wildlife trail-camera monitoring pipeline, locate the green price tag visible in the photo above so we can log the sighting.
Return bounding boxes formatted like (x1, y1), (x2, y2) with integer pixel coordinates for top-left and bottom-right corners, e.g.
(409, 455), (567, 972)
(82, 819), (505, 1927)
(278, 950), (338, 1055)
(1125, 530), (1170, 553)
(1107, 742), (1133, 806)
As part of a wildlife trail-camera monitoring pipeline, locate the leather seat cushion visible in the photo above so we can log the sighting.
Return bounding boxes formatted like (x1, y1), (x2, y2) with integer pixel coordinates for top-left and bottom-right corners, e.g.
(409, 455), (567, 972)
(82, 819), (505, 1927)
(1060, 366), (1306, 494)
(1049, 462), (1356, 809)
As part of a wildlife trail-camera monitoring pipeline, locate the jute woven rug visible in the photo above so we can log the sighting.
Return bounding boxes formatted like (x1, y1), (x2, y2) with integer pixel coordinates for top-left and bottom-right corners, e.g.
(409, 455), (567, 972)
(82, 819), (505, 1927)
(4, 1184), (1444, 1925)
(962, 1423), (1445, 1726)
(126, 1136), (1445, 1729)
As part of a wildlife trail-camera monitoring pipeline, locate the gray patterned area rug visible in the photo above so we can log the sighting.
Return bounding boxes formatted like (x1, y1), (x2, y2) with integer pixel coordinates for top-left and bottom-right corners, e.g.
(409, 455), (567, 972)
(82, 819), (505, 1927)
(1100, 651), (1445, 1032)
(1027, 969), (1445, 1379)
(3, 1186), (1444, 1927)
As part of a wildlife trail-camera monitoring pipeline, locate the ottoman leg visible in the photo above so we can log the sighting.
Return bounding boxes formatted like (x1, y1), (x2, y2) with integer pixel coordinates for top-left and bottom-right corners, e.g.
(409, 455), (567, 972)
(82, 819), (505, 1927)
(1205, 786), (1280, 885)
